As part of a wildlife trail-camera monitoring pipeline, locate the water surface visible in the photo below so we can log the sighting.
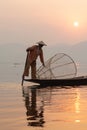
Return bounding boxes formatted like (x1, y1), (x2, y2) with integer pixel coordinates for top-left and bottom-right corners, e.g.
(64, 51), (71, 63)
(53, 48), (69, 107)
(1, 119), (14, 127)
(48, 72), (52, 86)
(0, 83), (87, 130)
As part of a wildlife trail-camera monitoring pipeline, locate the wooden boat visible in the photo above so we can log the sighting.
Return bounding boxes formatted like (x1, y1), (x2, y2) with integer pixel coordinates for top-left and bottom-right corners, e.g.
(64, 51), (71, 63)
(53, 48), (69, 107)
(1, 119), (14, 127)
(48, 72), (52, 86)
(23, 53), (80, 87)
(24, 76), (87, 86)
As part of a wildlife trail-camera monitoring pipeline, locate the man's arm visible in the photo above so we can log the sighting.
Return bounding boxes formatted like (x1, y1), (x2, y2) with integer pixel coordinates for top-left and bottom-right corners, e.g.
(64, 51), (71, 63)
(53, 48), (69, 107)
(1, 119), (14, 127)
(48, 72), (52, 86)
(39, 49), (45, 66)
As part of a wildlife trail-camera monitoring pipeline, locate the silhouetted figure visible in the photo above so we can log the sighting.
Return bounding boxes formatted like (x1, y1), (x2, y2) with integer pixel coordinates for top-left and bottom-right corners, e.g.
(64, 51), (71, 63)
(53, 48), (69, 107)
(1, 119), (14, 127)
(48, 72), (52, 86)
(22, 41), (47, 85)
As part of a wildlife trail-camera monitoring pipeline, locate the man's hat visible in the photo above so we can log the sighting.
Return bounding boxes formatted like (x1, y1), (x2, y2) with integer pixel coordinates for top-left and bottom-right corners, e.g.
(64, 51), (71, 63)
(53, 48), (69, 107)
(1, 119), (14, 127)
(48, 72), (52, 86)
(36, 41), (47, 46)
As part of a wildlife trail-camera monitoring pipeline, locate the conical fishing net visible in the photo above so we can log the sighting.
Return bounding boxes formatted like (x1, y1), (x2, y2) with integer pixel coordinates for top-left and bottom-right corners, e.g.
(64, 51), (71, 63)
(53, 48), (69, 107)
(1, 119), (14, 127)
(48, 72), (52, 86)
(36, 53), (77, 79)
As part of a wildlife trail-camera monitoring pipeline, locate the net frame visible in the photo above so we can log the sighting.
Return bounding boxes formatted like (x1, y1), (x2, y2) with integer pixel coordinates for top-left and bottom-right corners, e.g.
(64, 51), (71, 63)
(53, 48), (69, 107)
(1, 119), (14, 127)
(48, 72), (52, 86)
(36, 53), (77, 79)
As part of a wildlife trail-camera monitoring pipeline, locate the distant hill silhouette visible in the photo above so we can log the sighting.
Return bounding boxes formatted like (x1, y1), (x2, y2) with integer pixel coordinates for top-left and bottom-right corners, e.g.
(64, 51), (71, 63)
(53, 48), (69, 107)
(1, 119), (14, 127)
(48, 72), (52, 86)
(69, 41), (87, 64)
(0, 43), (26, 63)
(0, 41), (87, 76)
(0, 41), (87, 64)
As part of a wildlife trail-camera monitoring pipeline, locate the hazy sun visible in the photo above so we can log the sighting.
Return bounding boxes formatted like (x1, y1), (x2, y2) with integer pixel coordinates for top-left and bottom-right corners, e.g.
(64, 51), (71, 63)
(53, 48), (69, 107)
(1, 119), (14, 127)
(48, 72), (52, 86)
(73, 21), (79, 27)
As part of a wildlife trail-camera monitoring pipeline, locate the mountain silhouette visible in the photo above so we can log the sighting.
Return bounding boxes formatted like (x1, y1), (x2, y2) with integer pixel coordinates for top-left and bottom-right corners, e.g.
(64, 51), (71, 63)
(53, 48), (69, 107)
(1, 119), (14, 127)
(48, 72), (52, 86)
(69, 41), (87, 64)
(0, 41), (87, 64)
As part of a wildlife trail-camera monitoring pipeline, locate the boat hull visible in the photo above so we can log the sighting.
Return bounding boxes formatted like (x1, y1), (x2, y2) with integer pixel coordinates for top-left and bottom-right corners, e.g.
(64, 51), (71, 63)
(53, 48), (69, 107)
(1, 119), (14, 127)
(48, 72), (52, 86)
(24, 76), (87, 86)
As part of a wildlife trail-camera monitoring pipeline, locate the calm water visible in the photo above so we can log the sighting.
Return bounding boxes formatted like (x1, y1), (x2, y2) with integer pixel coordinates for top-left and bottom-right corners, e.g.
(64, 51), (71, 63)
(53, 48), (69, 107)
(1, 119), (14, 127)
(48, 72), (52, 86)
(0, 83), (87, 130)
(0, 63), (87, 130)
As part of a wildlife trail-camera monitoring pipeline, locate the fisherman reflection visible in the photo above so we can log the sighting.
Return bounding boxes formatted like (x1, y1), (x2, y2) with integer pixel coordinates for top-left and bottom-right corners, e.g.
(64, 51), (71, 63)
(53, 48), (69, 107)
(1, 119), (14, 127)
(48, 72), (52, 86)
(23, 86), (45, 127)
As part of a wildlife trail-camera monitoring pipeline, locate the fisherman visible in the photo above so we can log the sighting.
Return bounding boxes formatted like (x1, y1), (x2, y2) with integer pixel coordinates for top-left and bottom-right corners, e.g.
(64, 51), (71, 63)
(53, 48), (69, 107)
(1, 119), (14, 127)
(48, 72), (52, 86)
(22, 41), (47, 85)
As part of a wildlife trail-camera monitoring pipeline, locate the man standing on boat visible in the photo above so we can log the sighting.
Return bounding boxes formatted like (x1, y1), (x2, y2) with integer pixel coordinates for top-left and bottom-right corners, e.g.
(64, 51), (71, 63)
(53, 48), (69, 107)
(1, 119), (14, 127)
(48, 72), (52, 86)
(22, 41), (47, 85)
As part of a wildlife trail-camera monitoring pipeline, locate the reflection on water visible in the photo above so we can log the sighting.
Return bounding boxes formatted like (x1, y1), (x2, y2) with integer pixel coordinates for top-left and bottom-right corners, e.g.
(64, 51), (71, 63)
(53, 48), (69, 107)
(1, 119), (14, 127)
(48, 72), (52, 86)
(75, 89), (80, 113)
(22, 85), (85, 127)
(1, 84), (87, 130)
(22, 86), (45, 127)
(74, 89), (81, 123)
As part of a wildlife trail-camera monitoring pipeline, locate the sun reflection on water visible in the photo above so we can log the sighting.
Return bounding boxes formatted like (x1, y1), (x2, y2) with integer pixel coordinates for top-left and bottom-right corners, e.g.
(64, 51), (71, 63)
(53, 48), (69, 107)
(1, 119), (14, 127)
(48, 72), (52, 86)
(75, 119), (80, 123)
(75, 88), (81, 123)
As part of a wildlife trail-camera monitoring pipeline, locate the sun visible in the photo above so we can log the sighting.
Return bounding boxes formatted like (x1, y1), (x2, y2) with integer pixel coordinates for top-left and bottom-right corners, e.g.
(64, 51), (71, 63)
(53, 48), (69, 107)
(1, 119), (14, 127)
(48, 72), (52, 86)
(73, 21), (79, 27)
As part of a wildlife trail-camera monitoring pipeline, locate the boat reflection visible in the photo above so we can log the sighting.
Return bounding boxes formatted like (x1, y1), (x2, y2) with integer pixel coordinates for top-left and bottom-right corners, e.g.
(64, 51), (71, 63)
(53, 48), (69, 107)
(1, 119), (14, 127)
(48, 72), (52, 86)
(22, 85), (82, 127)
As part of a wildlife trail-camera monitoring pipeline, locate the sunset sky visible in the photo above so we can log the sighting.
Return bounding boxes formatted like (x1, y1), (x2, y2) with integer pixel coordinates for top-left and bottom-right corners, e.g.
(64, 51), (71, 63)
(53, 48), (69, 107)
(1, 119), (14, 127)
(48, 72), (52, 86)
(0, 0), (87, 45)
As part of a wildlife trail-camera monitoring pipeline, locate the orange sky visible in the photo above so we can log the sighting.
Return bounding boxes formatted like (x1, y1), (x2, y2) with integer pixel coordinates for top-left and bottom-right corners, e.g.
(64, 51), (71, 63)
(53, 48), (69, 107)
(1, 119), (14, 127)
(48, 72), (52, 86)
(0, 0), (87, 45)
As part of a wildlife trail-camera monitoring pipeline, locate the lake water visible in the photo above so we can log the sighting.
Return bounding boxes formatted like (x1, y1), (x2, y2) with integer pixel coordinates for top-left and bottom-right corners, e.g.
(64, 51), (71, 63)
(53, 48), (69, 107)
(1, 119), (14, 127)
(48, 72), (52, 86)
(0, 63), (87, 130)
(0, 83), (87, 130)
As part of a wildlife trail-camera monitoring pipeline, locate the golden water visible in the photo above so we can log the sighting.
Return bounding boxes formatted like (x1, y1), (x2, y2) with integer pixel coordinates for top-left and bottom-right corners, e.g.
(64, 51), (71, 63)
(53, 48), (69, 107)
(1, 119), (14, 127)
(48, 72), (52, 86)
(0, 83), (87, 130)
